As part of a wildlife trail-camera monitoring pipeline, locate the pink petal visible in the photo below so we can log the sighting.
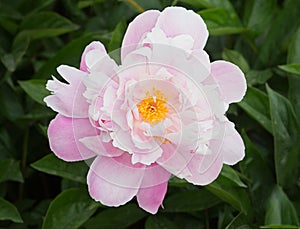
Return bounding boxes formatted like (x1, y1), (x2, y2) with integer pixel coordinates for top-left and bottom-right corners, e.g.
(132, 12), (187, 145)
(211, 61), (247, 104)
(137, 182), (169, 214)
(220, 122), (245, 165)
(148, 45), (210, 84)
(87, 154), (145, 206)
(85, 49), (118, 77)
(44, 65), (89, 118)
(185, 153), (223, 185)
(79, 135), (124, 157)
(80, 41), (106, 72)
(156, 7), (208, 50)
(48, 114), (97, 161)
(137, 164), (170, 214)
(121, 10), (160, 61)
(157, 143), (193, 178)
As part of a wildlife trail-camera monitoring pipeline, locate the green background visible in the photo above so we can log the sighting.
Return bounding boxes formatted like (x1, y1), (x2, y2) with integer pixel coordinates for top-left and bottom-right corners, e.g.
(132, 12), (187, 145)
(0, 0), (300, 228)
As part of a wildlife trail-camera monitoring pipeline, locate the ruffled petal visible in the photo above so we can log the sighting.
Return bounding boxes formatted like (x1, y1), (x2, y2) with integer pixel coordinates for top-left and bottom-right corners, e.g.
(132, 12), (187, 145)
(80, 41), (106, 72)
(48, 114), (97, 161)
(87, 154), (145, 206)
(121, 10), (160, 61)
(210, 61), (246, 104)
(44, 65), (89, 118)
(156, 7), (208, 50)
(155, 45), (210, 83)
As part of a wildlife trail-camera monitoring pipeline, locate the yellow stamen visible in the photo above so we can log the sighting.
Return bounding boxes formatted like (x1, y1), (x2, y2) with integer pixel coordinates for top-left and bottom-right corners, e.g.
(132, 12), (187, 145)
(137, 89), (168, 125)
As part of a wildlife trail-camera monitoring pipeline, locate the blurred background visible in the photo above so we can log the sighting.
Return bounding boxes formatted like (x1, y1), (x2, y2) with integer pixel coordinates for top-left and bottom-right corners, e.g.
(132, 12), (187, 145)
(0, 0), (299, 228)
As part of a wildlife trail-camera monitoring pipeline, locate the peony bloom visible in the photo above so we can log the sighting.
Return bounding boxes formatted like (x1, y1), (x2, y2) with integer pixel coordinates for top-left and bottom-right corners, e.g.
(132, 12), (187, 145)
(44, 6), (246, 214)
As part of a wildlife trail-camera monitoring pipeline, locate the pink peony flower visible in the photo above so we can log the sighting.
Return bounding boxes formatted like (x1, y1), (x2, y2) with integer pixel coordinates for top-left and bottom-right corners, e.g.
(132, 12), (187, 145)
(44, 6), (246, 214)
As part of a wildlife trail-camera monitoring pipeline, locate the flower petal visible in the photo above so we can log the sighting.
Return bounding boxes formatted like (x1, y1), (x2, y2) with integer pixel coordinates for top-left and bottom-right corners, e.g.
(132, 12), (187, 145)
(121, 10), (160, 61)
(185, 153), (223, 185)
(44, 65), (89, 118)
(87, 154), (145, 206)
(137, 182), (169, 214)
(157, 143), (193, 178)
(80, 41), (106, 72)
(211, 60), (247, 104)
(48, 114), (97, 161)
(136, 164), (170, 214)
(79, 134), (124, 157)
(219, 122), (245, 165)
(156, 6), (208, 50)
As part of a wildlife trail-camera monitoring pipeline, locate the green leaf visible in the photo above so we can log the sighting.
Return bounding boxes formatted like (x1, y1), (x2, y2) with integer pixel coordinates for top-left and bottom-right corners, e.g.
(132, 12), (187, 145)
(258, 0), (300, 66)
(17, 12), (78, 41)
(145, 216), (179, 229)
(0, 159), (23, 183)
(264, 185), (299, 226)
(163, 189), (220, 212)
(261, 225), (299, 229)
(239, 131), (275, 221)
(279, 64), (300, 76)
(32, 33), (100, 79)
(225, 212), (250, 229)
(0, 197), (23, 223)
(0, 17), (18, 35)
(11, 33), (30, 70)
(108, 20), (126, 52)
(42, 188), (99, 229)
(243, 0), (277, 37)
(31, 154), (88, 184)
(238, 86), (272, 134)
(178, 0), (213, 8)
(245, 69), (272, 86)
(0, 83), (24, 121)
(84, 203), (146, 229)
(168, 176), (193, 187)
(199, 8), (245, 36)
(19, 80), (49, 105)
(222, 49), (250, 73)
(287, 26), (300, 63)
(1, 53), (15, 72)
(220, 165), (247, 188)
(266, 85), (300, 188)
(0, 33), (30, 72)
(287, 26), (300, 119)
(206, 178), (252, 216)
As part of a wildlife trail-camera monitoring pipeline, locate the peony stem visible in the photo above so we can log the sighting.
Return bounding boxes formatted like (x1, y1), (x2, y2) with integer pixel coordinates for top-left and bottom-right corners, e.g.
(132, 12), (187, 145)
(122, 0), (144, 13)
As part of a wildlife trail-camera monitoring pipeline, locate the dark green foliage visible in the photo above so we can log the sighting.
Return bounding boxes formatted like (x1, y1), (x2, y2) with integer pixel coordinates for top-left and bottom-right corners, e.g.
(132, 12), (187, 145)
(0, 0), (299, 228)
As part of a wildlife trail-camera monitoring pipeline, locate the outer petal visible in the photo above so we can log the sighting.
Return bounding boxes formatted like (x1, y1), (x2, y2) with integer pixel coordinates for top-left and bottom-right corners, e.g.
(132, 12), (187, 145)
(48, 114), (97, 161)
(80, 41), (106, 72)
(87, 154), (145, 206)
(44, 65), (89, 118)
(79, 135), (124, 157)
(219, 122), (245, 165)
(136, 164), (170, 214)
(156, 7), (208, 50)
(185, 153), (223, 185)
(157, 143), (193, 178)
(211, 61), (247, 104)
(121, 10), (160, 61)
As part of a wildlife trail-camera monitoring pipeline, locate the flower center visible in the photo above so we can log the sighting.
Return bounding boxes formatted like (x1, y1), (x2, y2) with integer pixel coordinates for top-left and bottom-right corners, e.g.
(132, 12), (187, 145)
(137, 89), (168, 125)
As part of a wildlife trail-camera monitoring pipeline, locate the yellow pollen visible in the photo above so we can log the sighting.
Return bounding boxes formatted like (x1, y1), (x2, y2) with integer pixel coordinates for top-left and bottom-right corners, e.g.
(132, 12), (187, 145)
(137, 89), (168, 125)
